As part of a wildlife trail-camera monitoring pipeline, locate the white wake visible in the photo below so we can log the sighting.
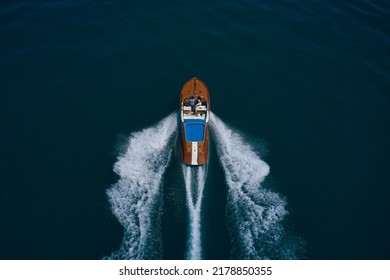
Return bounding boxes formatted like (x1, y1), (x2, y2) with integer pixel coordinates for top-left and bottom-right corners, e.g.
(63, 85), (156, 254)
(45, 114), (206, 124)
(210, 112), (303, 259)
(105, 113), (177, 259)
(183, 165), (207, 260)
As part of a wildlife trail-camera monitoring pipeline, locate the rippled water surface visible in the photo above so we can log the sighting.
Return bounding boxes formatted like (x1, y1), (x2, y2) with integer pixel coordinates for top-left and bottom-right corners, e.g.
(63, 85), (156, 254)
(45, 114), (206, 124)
(1, 0), (389, 259)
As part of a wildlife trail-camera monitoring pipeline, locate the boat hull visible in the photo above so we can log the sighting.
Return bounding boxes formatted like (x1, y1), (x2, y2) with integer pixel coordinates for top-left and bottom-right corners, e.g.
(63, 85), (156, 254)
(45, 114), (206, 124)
(180, 77), (210, 166)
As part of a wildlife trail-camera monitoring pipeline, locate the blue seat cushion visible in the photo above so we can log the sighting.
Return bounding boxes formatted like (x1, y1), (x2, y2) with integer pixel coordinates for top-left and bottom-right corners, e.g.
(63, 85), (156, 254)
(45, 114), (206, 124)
(184, 123), (205, 142)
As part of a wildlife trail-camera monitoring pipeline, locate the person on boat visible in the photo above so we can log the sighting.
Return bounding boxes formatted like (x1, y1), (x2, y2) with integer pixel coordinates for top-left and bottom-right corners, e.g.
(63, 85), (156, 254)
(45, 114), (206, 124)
(189, 96), (195, 113)
(195, 97), (202, 116)
(196, 97), (202, 106)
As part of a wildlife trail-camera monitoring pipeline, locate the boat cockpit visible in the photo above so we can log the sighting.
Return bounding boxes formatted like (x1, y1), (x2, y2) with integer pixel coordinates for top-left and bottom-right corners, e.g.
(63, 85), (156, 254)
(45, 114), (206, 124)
(181, 96), (208, 119)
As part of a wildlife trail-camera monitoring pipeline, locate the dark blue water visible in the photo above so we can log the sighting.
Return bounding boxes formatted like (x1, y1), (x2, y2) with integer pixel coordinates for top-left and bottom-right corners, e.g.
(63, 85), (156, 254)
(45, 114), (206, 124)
(1, 0), (389, 259)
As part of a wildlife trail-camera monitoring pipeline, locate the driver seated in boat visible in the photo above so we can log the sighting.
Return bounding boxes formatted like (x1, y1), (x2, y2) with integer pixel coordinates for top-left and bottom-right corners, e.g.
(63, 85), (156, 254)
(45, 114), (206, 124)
(189, 96), (196, 113)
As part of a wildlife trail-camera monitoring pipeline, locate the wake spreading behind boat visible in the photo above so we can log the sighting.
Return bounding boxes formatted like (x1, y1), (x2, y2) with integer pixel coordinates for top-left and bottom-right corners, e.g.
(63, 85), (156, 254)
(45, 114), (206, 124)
(180, 77), (210, 165)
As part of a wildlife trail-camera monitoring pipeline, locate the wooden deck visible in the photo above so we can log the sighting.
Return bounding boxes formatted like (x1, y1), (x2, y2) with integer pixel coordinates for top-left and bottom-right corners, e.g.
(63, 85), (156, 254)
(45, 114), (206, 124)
(180, 77), (210, 109)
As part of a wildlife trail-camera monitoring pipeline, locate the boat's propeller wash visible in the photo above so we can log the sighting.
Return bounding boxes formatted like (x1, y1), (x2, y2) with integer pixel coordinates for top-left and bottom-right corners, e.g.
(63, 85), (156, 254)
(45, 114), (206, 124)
(105, 113), (177, 259)
(105, 79), (304, 259)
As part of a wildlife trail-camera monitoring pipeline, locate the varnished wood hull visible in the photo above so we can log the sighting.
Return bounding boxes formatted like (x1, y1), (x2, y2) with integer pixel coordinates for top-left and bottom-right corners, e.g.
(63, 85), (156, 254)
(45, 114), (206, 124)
(180, 77), (210, 165)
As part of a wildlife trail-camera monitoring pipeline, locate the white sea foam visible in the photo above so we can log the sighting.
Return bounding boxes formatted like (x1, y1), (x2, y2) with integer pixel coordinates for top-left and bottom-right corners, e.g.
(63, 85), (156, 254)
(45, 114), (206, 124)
(183, 165), (206, 260)
(210, 112), (302, 259)
(105, 113), (177, 259)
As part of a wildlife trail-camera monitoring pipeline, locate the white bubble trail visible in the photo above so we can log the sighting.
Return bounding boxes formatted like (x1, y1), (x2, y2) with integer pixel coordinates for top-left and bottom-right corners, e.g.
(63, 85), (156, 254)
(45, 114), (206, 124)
(183, 165), (206, 260)
(105, 113), (177, 259)
(210, 112), (303, 259)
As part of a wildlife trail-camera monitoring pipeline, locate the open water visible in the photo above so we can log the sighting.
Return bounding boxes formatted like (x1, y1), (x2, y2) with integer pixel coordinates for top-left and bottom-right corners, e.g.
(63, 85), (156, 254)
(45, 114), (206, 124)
(1, 0), (389, 259)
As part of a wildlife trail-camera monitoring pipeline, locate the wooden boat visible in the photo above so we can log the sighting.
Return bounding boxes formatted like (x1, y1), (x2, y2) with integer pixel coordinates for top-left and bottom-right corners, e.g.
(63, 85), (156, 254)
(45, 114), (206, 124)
(180, 77), (210, 165)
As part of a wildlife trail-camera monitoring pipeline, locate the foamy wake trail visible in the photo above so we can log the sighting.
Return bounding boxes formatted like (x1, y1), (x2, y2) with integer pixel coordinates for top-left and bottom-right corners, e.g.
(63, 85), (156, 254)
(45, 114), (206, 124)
(183, 165), (206, 260)
(210, 113), (303, 259)
(105, 113), (177, 259)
